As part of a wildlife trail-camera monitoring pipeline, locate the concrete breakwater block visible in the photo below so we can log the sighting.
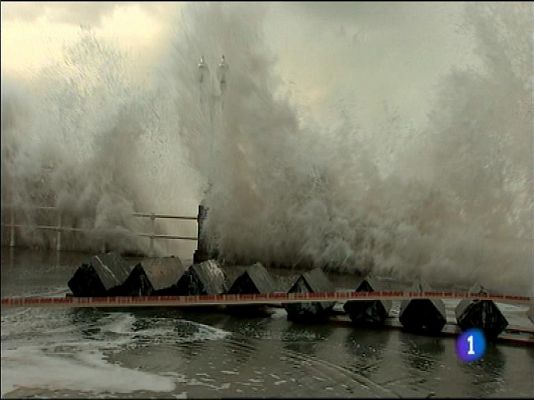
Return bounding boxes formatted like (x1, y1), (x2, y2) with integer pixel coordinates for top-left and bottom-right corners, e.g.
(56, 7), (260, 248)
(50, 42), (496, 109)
(455, 299), (508, 339)
(399, 281), (446, 334)
(175, 259), (228, 295)
(283, 268), (335, 322)
(121, 256), (186, 296)
(228, 262), (277, 295)
(68, 252), (134, 297)
(226, 262), (277, 315)
(343, 277), (392, 326)
(455, 285), (508, 339)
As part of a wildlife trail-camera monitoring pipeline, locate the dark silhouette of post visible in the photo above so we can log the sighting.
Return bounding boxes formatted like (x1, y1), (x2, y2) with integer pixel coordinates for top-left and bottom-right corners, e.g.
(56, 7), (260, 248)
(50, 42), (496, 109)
(193, 204), (209, 263)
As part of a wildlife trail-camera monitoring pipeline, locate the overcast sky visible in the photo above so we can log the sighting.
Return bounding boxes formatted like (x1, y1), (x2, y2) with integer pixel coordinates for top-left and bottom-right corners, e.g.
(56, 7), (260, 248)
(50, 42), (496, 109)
(1, 2), (482, 131)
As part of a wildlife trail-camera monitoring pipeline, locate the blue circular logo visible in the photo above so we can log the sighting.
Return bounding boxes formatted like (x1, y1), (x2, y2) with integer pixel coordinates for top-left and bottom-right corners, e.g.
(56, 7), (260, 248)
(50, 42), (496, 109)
(456, 328), (486, 363)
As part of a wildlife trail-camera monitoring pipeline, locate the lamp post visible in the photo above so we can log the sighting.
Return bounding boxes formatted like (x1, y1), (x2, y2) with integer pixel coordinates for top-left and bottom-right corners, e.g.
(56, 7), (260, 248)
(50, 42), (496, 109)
(194, 55), (228, 264)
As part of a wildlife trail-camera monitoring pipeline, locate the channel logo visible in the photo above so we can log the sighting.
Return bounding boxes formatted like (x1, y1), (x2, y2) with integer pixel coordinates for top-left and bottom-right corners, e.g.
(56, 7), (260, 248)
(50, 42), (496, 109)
(456, 328), (486, 363)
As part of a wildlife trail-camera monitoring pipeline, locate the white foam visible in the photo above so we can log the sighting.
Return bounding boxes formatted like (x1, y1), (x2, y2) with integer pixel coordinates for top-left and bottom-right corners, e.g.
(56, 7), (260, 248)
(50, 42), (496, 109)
(270, 308), (287, 320)
(184, 321), (231, 343)
(186, 378), (230, 390)
(2, 311), (231, 397)
(99, 313), (136, 335)
(1, 346), (176, 396)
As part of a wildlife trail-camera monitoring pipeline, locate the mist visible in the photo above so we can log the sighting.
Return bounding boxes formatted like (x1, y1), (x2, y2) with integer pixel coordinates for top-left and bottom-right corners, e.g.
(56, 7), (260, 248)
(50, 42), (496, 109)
(1, 2), (532, 294)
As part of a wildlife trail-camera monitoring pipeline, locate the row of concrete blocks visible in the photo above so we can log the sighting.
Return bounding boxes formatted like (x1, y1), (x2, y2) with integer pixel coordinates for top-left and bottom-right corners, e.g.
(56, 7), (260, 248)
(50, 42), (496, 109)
(283, 269), (510, 339)
(68, 252), (511, 339)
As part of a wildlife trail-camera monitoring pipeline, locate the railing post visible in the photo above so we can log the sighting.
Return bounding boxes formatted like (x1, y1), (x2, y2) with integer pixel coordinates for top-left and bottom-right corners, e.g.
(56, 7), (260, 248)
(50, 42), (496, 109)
(9, 207), (15, 247)
(55, 248), (61, 268)
(150, 212), (155, 257)
(9, 245), (14, 269)
(56, 212), (62, 252)
(193, 204), (209, 264)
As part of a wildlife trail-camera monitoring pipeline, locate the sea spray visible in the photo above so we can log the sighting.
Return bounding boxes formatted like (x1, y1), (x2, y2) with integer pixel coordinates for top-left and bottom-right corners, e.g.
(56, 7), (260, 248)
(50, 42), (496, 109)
(1, 3), (531, 294)
(181, 4), (532, 294)
(1, 28), (201, 255)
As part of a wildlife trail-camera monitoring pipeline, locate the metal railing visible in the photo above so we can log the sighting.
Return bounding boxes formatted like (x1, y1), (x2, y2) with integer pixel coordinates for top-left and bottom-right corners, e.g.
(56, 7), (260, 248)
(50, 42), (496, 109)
(1, 204), (201, 256)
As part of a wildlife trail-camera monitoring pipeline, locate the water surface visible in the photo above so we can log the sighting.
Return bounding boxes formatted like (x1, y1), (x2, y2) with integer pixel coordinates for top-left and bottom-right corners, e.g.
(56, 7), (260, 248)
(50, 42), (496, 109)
(2, 249), (533, 398)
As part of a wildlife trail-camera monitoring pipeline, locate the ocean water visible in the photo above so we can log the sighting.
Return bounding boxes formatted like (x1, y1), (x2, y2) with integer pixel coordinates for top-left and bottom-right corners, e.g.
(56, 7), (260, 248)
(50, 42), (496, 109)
(1, 248), (533, 398)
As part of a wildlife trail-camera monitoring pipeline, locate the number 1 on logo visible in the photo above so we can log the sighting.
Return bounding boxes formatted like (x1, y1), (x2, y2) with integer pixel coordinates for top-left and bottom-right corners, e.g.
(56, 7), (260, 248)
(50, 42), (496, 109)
(467, 334), (475, 355)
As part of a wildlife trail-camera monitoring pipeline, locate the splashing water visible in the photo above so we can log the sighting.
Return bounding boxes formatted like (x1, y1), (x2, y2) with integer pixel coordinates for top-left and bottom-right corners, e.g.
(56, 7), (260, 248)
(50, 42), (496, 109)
(1, 3), (532, 294)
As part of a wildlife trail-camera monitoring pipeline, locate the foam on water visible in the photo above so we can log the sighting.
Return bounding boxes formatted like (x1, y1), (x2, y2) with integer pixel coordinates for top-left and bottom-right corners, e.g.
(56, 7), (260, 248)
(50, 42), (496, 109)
(99, 313), (136, 335)
(1, 309), (231, 397)
(1, 346), (176, 396)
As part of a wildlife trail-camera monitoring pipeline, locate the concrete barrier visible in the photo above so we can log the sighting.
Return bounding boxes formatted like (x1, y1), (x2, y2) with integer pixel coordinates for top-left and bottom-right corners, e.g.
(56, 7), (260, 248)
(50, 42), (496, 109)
(455, 285), (508, 339)
(175, 259), (227, 295)
(120, 256), (186, 296)
(344, 277), (392, 326)
(226, 262), (277, 315)
(399, 281), (446, 334)
(283, 268), (335, 322)
(67, 252), (134, 297)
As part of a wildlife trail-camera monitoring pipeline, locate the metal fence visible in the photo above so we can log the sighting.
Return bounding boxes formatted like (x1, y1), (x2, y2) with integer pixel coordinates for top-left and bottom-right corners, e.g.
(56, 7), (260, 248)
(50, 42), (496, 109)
(1, 204), (202, 256)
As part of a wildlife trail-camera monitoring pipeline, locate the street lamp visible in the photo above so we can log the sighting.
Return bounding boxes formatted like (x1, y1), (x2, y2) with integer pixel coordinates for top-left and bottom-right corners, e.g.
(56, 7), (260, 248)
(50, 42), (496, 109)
(217, 55), (229, 99)
(194, 54), (229, 264)
(198, 55), (208, 84)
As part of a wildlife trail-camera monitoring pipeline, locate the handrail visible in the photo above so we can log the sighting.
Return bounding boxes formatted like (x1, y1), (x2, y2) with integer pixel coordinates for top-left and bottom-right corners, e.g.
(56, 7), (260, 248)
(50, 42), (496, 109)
(1, 204), (201, 254)
(2, 224), (85, 232)
(2, 204), (197, 221)
(0, 224), (198, 241)
(1, 205), (56, 211)
(131, 212), (197, 220)
(137, 233), (198, 241)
